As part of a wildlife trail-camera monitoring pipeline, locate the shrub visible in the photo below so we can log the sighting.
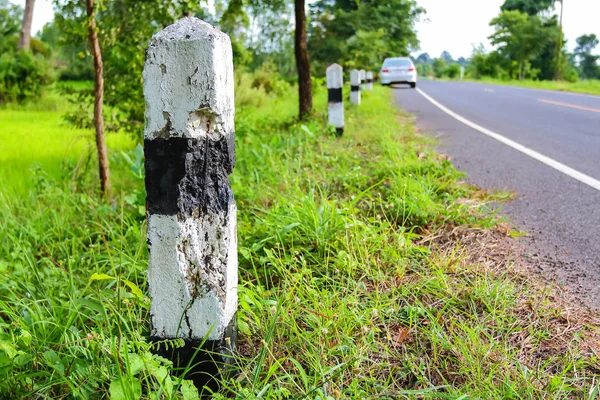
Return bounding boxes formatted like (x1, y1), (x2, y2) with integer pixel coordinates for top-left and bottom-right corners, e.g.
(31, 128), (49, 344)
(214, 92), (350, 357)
(0, 51), (55, 103)
(445, 64), (461, 79)
(564, 68), (578, 83)
(236, 70), (267, 108)
(250, 61), (289, 95)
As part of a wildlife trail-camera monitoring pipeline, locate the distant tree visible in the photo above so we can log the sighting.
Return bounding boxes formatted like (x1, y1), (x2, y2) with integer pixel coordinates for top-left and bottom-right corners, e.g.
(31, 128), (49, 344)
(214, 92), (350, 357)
(529, 15), (566, 80)
(415, 52), (430, 64)
(0, 0), (22, 52)
(432, 58), (446, 77)
(294, 0), (312, 119)
(489, 10), (557, 80)
(574, 34), (600, 79)
(501, 0), (554, 16)
(18, 0), (35, 51)
(346, 29), (388, 70)
(309, 0), (424, 72)
(457, 56), (467, 65)
(84, 0), (110, 197)
(440, 50), (453, 63)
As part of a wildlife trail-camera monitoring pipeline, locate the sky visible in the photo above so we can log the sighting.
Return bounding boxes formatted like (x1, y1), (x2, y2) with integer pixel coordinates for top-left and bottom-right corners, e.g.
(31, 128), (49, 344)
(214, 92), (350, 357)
(10, 0), (600, 60)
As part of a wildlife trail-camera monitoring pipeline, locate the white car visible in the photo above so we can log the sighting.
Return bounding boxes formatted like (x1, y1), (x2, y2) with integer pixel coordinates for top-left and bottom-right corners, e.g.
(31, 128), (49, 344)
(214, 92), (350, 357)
(380, 57), (417, 88)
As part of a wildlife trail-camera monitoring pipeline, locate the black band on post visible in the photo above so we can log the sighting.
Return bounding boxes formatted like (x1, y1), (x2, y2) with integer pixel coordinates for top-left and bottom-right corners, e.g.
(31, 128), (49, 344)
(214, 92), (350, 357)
(328, 87), (343, 103)
(351, 85), (359, 92)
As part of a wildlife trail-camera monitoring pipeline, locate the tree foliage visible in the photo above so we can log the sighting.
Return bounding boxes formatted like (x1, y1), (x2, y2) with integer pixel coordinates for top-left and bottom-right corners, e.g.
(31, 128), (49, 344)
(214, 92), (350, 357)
(309, 0), (423, 73)
(0, 0), (22, 53)
(489, 10), (558, 80)
(501, 0), (554, 16)
(574, 34), (600, 79)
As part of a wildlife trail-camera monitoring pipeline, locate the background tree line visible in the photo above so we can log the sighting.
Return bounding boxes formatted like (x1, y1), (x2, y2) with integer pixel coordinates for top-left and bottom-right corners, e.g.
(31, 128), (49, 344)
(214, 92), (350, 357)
(414, 0), (599, 82)
(0, 0), (424, 194)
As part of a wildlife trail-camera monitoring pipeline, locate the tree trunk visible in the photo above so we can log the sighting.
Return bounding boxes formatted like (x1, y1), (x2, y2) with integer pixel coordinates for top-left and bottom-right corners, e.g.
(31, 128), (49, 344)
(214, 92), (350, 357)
(86, 0), (111, 197)
(294, 0), (312, 120)
(18, 0), (35, 51)
(519, 61), (524, 81)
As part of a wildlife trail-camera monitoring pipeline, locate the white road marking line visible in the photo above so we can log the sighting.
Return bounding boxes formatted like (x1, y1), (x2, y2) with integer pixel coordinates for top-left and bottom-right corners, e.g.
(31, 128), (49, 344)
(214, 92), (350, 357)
(416, 88), (600, 192)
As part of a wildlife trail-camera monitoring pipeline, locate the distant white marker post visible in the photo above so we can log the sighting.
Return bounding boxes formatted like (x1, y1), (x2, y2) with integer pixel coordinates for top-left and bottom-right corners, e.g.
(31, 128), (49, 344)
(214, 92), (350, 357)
(460, 65), (465, 80)
(143, 17), (237, 391)
(350, 69), (361, 105)
(366, 71), (373, 90)
(359, 69), (366, 91)
(326, 63), (344, 136)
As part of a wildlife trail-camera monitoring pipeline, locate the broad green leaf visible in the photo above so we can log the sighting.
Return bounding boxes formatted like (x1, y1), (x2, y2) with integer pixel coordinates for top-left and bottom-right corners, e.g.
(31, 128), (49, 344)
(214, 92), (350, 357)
(109, 377), (142, 400)
(43, 350), (65, 375)
(90, 273), (114, 281)
(77, 298), (105, 314)
(180, 379), (199, 400)
(123, 280), (144, 301)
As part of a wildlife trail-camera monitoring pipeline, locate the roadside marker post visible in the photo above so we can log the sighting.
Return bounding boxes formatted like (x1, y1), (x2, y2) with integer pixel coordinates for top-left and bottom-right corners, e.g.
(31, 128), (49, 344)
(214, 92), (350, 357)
(326, 63), (344, 136)
(143, 17), (238, 391)
(366, 71), (373, 90)
(460, 65), (465, 80)
(350, 69), (361, 105)
(359, 69), (366, 91)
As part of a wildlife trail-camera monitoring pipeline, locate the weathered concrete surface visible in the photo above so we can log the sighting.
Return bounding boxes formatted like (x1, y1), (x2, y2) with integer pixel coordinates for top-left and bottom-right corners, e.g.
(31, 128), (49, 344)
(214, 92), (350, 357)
(143, 17), (237, 343)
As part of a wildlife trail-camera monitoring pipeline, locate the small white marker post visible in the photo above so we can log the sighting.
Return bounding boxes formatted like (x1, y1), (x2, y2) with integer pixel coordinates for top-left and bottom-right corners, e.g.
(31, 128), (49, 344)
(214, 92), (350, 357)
(359, 69), (366, 91)
(143, 17), (237, 391)
(350, 69), (361, 105)
(326, 63), (344, 136)
(366, 71), (373, 90)
(460, 65), (465, 80)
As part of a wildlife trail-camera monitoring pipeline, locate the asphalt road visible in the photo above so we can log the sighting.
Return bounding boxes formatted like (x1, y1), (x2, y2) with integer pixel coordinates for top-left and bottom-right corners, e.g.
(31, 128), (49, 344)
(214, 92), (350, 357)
(392, 80), (600, 309)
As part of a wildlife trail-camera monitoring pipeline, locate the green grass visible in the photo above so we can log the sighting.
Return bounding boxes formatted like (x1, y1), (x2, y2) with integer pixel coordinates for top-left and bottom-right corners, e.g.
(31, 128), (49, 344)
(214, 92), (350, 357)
(0, 84), (135, 194)
(0, 81), (598, 399)
(454, 77), (600, 96)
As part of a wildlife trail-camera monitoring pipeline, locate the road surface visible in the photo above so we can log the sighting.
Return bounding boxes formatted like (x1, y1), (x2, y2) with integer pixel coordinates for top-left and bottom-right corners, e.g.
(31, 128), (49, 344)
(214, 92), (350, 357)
(392, 80), (600, 309)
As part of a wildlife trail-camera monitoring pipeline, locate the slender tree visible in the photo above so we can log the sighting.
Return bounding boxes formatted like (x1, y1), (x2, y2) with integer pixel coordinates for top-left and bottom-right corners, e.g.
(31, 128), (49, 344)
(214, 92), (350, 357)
(18, 0), (35, 51)
(294, 0), (312, 119)
(85, 0), (111, 196)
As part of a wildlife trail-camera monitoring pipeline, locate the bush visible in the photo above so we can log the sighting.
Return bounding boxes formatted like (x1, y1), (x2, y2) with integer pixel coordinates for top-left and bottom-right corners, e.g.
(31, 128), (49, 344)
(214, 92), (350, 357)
(250, 61), (289, 95)
(0, 51), (55, 103)
(236, 70), (267, 108)
(445, 64), (461, 79)
(564, 68), (578, 83)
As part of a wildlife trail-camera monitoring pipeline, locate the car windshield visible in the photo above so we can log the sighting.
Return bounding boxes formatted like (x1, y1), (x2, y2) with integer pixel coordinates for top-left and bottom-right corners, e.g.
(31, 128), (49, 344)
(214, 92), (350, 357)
(383, 59), (412, 68)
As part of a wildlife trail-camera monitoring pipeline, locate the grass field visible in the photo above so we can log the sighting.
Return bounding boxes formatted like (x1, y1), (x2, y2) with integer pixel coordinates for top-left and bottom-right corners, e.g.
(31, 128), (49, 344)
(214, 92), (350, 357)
(1, 81), (599, 398)
(0, 83), (134, 194)
(455, 77), (600, 96)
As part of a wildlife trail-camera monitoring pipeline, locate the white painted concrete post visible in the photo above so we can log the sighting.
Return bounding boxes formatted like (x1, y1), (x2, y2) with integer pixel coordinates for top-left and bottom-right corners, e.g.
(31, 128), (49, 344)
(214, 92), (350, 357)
(366, 71), (373, 90)
(359, 69), (366, 91)
(460, 65), (465, 80)
(143, 17), (237, 390)
(326, 63), (344, 136)
(350, 69), (361, 105)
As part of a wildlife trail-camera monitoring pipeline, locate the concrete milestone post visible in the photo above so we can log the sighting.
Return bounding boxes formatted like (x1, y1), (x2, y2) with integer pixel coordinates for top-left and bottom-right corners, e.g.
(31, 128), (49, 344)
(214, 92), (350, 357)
(143, 17), (237, 390)
(359, 69), (366, 91)
(350, 69), (361, 105)
(326, 63), (344, 136)
(366, 71), (373, 90)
